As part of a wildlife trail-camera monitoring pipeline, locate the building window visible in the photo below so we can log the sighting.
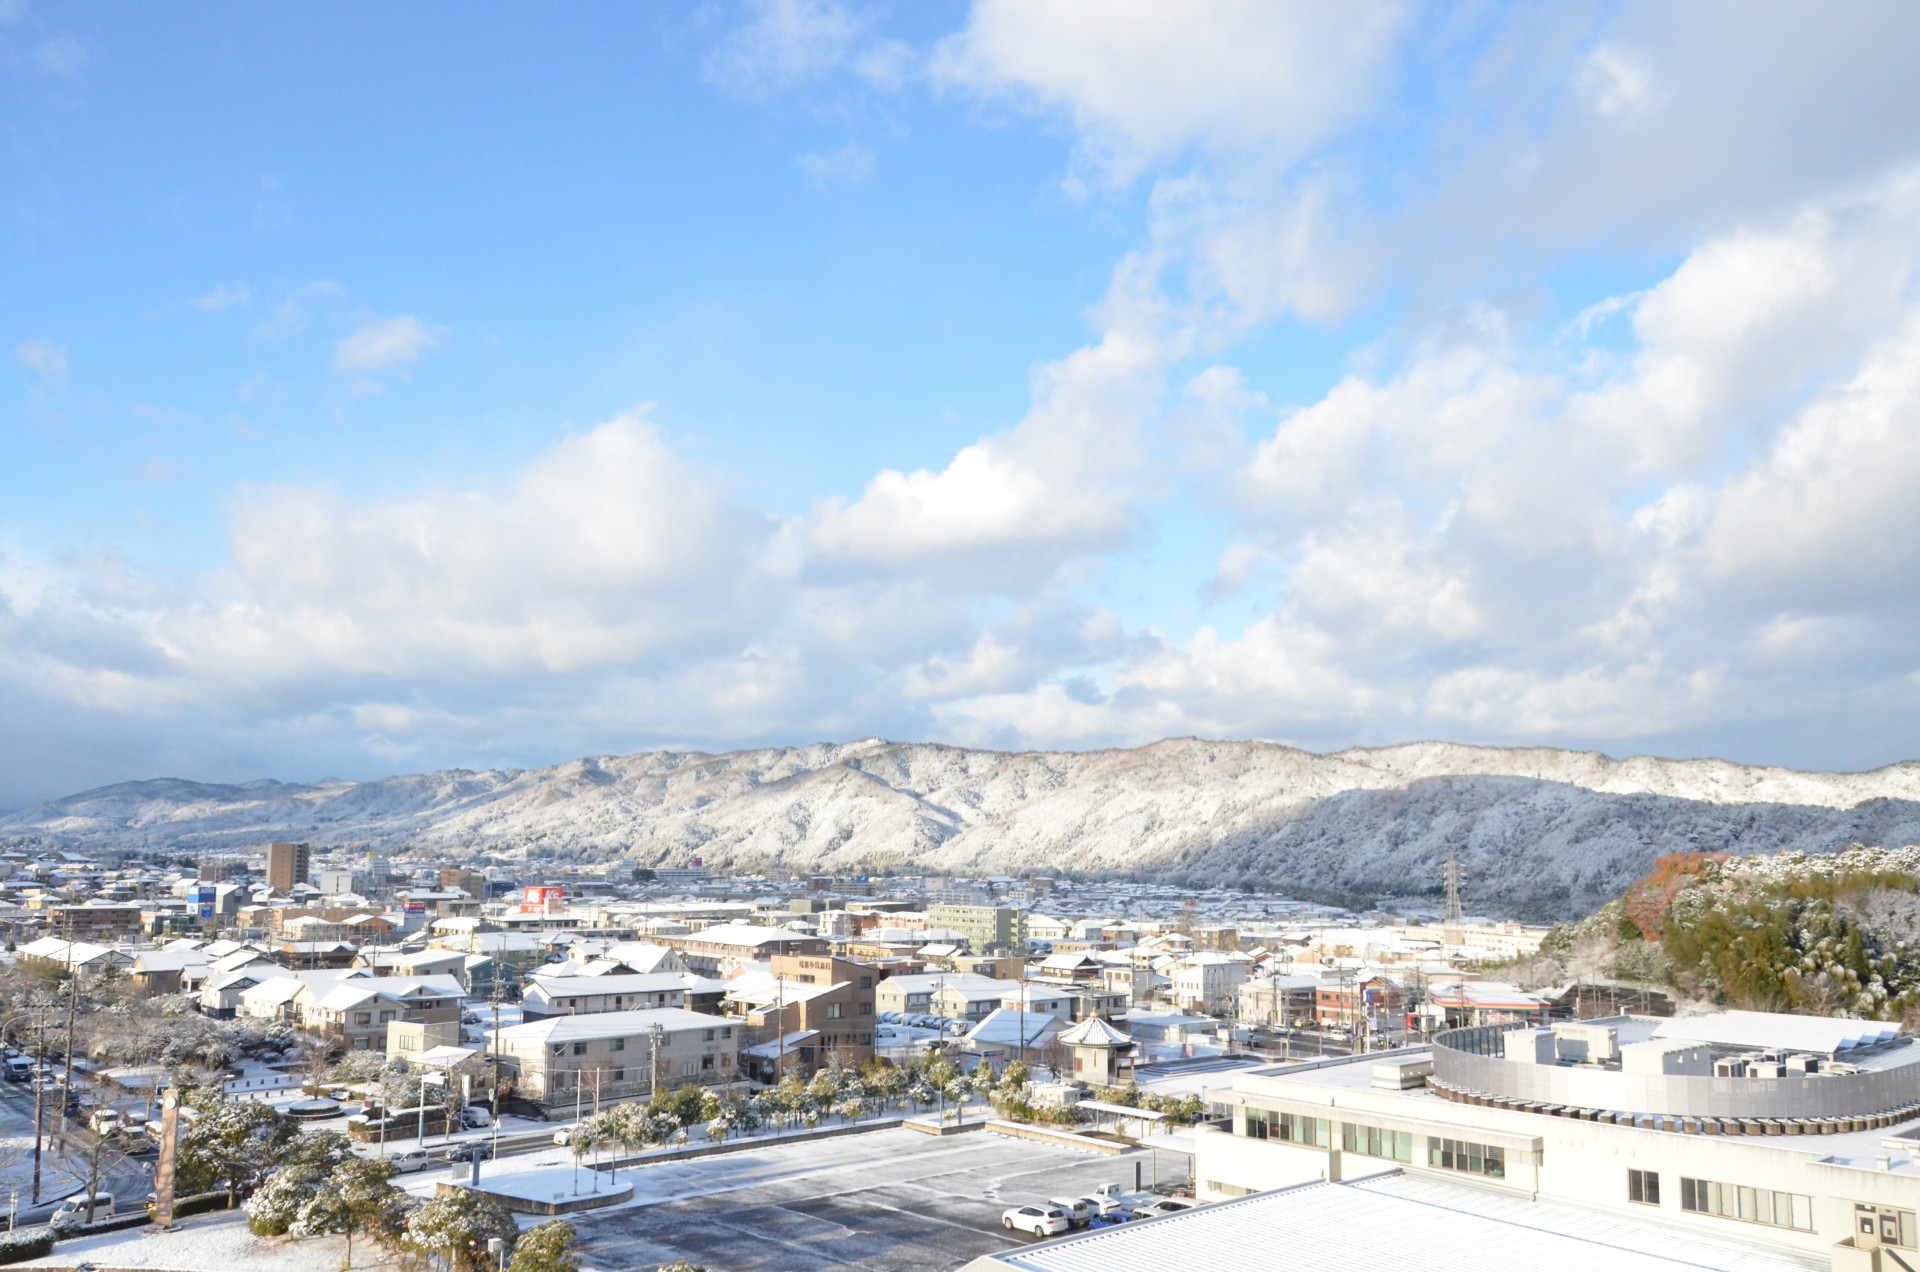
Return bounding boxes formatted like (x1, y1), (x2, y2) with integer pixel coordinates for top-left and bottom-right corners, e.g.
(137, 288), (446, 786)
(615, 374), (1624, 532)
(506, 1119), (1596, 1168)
(611, 1069), (625, 1083)
(1855, 1204), (1916, 1249)
(704, 1029), (715, 1041)
(610, 1038), (624, 1052)
(1679, 1178), (1812, 1231)
(859, 1002), (872, 1015)
(354, 1012), (372, 1026)
(1205, 1181), (1259, 1199)
(572, 1042), (587, 1056)
(827, 1003), (844, 1020)
(1428, 1138), (1505, 1179)
(1247, 1110), (1330, 1148)
(722, 1027), (732, 1038)
(1628, 1169), (1660, 1207)
(1341, 1123), (1413, 1163)
(702, 1055), (715, 1071)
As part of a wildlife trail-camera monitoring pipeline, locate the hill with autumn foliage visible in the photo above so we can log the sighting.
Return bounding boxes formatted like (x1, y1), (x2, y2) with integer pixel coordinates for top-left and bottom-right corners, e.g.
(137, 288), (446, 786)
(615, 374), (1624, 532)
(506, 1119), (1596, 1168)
(1514, 846), (1920, 1023)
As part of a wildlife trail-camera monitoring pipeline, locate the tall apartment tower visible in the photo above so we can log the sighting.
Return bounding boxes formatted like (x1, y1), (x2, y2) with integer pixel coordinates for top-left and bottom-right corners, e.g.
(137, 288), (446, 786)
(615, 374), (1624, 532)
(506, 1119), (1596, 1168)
(266, 841), (311, 893)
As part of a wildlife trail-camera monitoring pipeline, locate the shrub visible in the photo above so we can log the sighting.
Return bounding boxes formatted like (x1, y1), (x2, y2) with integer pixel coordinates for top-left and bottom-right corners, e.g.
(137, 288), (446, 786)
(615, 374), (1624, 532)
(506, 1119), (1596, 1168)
(0, 1229), (54, 1265)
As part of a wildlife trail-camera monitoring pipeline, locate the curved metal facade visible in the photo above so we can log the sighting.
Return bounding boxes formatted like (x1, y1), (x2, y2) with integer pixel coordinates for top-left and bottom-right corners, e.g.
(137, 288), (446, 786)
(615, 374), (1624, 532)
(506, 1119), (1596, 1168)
(1432, 1023), (1920, 1121)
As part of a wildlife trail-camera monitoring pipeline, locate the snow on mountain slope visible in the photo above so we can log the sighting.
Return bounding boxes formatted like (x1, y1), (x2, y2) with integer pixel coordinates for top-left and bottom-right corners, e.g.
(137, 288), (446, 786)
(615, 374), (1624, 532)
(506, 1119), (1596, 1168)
(6, 738), (1919, 918)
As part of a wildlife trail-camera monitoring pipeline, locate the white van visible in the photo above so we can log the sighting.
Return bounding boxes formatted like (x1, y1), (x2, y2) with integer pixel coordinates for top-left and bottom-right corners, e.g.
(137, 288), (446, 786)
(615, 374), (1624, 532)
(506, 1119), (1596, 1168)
(48, 1192), (114, 1228)
(89, 1108), (121, 1135)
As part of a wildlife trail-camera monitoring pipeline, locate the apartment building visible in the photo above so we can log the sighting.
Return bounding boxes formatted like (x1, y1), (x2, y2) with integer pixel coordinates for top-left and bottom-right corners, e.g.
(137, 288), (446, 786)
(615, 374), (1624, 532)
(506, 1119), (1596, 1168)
(491, 1007), (738, 1106)
(663, 924), (829, 975)
(725, 954), (877, 1077)
(1170, 953), (1251, 1015)
(926, 904), (1027, 955)
(266, 841), (311, 893)
(521, 972), (689, 1020)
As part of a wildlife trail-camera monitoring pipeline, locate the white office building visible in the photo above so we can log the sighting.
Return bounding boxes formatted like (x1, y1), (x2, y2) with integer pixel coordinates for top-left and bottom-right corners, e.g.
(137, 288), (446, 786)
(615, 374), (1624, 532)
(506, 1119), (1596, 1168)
(1193, 1011), (1920, 1269)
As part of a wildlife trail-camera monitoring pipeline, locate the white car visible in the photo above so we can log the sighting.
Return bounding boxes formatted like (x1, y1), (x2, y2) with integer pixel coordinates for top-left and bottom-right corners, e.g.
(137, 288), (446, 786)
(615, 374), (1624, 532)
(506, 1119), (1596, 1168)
(553, 1126), (575, 1146)
(1002, 1204), (1072, 1237)
(387, 1148), (431, 1173)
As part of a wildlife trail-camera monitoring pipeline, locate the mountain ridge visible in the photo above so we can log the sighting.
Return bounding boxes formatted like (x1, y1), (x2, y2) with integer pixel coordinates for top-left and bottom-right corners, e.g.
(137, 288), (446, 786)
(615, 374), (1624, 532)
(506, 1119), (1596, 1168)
(8, 737), (1920, 919)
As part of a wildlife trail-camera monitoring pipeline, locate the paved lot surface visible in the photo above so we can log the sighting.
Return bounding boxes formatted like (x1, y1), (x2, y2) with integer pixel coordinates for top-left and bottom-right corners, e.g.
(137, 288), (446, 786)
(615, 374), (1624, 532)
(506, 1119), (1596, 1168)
(569, 1127), (1157, 1271)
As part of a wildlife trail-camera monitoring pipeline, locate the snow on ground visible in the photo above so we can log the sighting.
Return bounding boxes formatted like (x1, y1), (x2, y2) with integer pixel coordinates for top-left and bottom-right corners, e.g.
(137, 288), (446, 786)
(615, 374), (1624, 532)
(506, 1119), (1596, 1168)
(18, 1210), (352, 1272)
(470, 1163), (632, 1206)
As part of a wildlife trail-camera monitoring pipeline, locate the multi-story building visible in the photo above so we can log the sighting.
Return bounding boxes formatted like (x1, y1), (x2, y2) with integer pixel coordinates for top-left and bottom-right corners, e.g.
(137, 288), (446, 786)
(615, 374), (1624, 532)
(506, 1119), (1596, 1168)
(927, 904), (1027, 955)
(1238, 974), (1321, 1030)
(520, 972), (690, 1020)
(1195, 1011), (1920, 1268)
(663, 924), (829, 975)
(293, 974), (465, 1053)
(725, 954), (877, 1077)
(490, 1007), (739, 1107)
(1170, 953), (1251, 1015)
(266, 842), (311, 894)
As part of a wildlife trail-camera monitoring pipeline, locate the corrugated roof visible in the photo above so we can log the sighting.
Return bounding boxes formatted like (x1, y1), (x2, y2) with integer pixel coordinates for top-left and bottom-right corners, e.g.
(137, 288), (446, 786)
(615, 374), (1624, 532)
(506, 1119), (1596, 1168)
(975, 1171), (1823, 1272)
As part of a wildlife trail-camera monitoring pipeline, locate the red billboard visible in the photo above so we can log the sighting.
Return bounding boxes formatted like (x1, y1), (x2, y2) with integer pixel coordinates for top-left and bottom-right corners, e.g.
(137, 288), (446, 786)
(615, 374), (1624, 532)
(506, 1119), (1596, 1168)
(520, 885), (565, 914)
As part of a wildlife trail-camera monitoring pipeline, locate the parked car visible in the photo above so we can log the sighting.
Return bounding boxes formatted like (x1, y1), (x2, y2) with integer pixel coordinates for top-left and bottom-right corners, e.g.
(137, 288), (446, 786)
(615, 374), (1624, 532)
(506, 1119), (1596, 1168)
(1127, 1199), (1195, 1220)
(445, 1141), (494, 1163)
(49, 1192), (114, 1229)
(1048, 1197), (1096, 1228)
(552, 1126), (575, 1146)
(387, 1149), (431, 1173)
(1001, 1204), (1072, 1237)
(460, 1106), (492, 1129)
(88, 1108), (121, 1135)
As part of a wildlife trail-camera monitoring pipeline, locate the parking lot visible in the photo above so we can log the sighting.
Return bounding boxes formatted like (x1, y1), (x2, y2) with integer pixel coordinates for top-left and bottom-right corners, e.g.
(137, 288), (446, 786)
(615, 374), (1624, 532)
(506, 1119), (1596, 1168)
(568, 1127), (1162, 1271)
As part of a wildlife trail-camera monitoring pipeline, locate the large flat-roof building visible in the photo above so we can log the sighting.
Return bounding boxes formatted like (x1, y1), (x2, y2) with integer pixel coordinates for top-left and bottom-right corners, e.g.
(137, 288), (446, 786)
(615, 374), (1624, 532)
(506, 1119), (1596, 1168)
(1193, 1011), (1920, 1268)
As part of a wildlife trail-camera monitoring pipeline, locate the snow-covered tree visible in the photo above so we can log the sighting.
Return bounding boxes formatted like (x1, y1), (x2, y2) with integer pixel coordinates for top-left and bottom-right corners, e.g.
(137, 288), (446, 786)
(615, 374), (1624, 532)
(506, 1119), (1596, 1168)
(403, 1188), (519, 1272)
(507, 1220), (579, 1272)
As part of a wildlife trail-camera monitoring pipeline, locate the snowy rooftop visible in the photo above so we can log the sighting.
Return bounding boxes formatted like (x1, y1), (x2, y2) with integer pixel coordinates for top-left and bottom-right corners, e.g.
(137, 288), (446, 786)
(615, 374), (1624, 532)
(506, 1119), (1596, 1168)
(969, 1171), (1823, 1272)
(1651, 1010), (1904, 1056)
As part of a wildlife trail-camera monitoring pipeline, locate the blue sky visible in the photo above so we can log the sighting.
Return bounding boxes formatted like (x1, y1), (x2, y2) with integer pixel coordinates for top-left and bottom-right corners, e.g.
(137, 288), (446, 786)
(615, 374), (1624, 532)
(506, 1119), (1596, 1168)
(6, 1), (1920, 804)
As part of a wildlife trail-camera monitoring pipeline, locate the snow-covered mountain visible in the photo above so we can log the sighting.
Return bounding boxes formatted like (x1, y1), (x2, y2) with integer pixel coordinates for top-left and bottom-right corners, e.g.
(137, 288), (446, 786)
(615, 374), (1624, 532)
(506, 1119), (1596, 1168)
(8, 738), (1920, 919)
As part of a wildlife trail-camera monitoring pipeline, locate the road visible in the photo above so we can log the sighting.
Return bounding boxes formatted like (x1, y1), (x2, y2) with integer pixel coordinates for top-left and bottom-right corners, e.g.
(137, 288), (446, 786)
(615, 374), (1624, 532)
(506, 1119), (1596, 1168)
(0, 1074), (153, 1221)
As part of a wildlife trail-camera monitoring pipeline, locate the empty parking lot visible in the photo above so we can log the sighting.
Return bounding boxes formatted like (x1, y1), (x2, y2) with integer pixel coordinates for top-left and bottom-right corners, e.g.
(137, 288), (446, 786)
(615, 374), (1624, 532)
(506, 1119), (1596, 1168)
(568, 1127), (1163, 1271)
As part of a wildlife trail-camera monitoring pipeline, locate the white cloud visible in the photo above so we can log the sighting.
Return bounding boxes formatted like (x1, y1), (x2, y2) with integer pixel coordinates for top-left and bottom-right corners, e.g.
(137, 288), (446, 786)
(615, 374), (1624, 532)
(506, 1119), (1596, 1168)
(934, 0), (1405, 182)
(332, 314), (442, 377)
(15, 338), (66, 389)
(795, 142), (875, 188)
(704, 0), (903, 98)
(191, 283), (251, 312)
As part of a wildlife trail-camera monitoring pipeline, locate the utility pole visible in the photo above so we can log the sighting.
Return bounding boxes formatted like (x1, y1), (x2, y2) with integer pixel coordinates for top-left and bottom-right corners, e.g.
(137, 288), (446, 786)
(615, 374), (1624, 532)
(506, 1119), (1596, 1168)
(31, 1009), (46, 1204)
(60, 915), (78, 1138)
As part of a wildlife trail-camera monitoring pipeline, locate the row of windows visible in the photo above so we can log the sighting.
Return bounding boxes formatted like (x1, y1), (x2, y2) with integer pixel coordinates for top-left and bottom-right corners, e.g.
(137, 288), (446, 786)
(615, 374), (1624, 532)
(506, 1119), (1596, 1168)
(1679, 1177), (1813, 1232)
(1342, 1123), (1414, 1163)
(554, 1027), (735, 1057)
(1242, 1113), (1497, 1177)
(1246, 1110), (1330, 1147)
(1428, 1137), (1505, 1179)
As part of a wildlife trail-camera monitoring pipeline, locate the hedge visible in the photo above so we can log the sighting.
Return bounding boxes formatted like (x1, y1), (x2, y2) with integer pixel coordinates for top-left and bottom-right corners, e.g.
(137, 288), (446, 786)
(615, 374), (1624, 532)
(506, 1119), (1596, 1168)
(0, 1229), (55, 1265)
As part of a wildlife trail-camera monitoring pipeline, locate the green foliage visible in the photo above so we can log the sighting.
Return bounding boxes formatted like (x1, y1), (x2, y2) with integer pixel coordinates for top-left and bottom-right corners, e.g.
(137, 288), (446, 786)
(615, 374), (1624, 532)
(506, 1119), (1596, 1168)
(508, 1220), (580, 1272)
(1661, 866), (1920, 1019)
(402, 1188), (519, 1272)
(177, 1096), (299, 1199)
